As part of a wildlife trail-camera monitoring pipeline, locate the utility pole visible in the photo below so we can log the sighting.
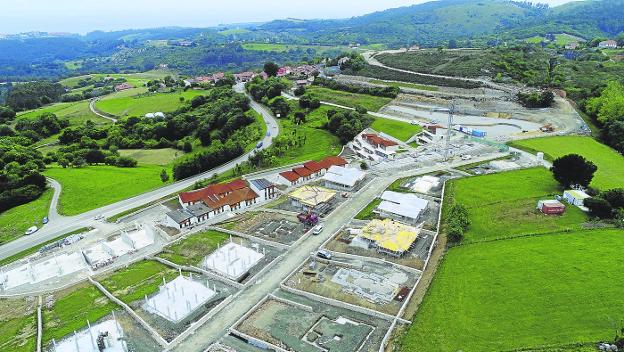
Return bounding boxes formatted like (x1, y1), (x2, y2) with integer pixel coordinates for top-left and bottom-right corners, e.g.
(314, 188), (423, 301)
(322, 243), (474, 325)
(444, 101), (455, 161)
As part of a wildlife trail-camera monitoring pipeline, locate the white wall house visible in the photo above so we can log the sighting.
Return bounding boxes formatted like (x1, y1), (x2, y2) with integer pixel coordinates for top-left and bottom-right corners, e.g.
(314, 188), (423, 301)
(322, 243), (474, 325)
(376, 191), (429, 224)
(322, 166), (366, 191)
(351, 132), (400, 162)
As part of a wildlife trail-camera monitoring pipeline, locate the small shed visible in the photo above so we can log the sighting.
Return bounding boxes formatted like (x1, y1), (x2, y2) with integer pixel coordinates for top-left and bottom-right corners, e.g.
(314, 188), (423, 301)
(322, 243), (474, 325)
(563, 190), (590, 207)
(537, 200), (566, 215)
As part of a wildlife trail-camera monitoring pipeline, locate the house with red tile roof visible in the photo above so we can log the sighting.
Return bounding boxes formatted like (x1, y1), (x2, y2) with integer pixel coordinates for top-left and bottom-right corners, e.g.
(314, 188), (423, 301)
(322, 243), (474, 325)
(114, 83), (134, 91)
(178, 179), (248, 207)
(352, 132), (400, 162)
(276, 156), (348, 187)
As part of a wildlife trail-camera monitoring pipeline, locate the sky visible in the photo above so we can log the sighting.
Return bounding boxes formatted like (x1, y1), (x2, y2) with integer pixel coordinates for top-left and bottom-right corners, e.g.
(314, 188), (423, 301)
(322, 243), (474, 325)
(0, 0), (576, 35)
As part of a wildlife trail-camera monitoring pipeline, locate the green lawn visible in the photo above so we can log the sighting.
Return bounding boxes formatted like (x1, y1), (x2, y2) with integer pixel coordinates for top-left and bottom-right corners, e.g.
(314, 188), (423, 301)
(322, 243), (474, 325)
(404, 228), (624, 352)
(95, 90), (204, 117)
(370, 118), (421, 142)
(16, 100), (110, 126)
(118, 148), (183, 166)
(0, 299), (37, 352)
(369, 79), (438, 92)
(99, 260), (178, 304)
(44, 165), (170, 216)
(448, 168), (587, 243)
(0, 189), (53, 245)
(354, 199), (381, 220)
(306, 86), (392, 112)
(158, 230), (229, 266)
(60, 70), (171, 89)
(42, 283), (118, 345)
(510, 136), (624, 189)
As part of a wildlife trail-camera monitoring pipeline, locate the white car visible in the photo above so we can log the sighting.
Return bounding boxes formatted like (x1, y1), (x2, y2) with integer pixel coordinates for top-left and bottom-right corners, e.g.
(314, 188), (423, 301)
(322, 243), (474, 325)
(313, 224), (324, 235)
(316, 250), (332, 260)
(461, 154), (473, 160)
(25, 226), (38, 235)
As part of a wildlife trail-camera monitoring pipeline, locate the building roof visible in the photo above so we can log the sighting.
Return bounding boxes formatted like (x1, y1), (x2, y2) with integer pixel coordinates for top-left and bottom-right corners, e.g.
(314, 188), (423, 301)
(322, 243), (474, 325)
(378, 191), (428, 220)
(279, 171), (300, 183)
(186, 203), (212, 217)
(318, 156), (348, 169)
(179, 179), (247, 204)
(362, 133), (398, 147)
(293, 166), (314, 178)
(322, 166), (365, 187)
(599, 40), (617, 45)
(539, 200), (565, 208)
(360, 219), (419, 253)
(204, 187), (259, 210)
(249, 178), (274, 190)
(564, 190), (590, 200)
(289, 185), (336, 207)
(303, 161), (324, 173)
(166, 209), (193, 224)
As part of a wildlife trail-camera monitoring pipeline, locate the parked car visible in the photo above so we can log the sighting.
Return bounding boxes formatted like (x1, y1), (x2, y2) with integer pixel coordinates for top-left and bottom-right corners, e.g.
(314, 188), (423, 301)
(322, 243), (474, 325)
(316, 249), (332, 260)
(461, 154), (473, 160)
(42, 217), (49, 224)
(94, 215), (104, 220)
(312, 224), (324, 235)
(256, 141), (263, 149)
(410, 120), (419, 125)
(25, 226), (38, 235)
(266, 131), (271, 137)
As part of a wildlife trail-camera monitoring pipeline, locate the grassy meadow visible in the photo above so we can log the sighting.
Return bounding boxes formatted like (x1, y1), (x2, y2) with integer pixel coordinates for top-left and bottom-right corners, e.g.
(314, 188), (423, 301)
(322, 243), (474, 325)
(95, 90), (204, 117)
(0, 299), (37, 352)
(305, 86), (392, 112)
(0, 189), (53, 245)
(448, 168), (587, 243)
(158, 230), (229, 266)
(16, 100), (111, 126)
(118, 148), (183, 166)
(510, 136), (624, 189)
(44, 165), (170, 215)
(369, 79), (438, 91)
(370, 118), (422, 142)
(404, 228), (624, 352)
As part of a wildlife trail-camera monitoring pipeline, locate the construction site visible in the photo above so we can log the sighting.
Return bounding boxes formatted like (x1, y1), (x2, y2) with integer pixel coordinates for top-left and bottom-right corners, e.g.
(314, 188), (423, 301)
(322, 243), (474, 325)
(220, 211), (308, 245)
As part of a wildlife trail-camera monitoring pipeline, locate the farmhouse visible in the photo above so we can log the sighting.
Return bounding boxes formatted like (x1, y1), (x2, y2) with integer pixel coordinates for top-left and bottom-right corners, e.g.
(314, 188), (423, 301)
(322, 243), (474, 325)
(351, 132), (399, 162)
(322, 165), (366, 190)
(359, 219), (420, 257)
(537, 200), (566, 215)
(598, 40), (617, 48)
(289, 185), (336, 210)
(114, 83), (133, 91)
(377, 191), (428, 224)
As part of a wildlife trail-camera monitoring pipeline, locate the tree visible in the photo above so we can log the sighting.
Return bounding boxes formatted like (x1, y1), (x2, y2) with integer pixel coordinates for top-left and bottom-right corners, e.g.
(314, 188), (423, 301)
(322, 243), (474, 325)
(551, 154), (597, 188)
(160, 169), (170, 183)
(269, 97), (291, 118)
(584, 197), (614, 218)
(294, 86), (306, 96)
(0, 106), (16, 123)
(263, 62), (279, 77)
(602, 188), (624, 209)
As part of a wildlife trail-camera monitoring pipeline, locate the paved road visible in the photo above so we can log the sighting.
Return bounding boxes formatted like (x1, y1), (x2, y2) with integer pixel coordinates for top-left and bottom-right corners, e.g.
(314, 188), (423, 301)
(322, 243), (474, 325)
(0, 85), (279, 262)
(172, 154), (505, 352)
(88, 98), (118, 123)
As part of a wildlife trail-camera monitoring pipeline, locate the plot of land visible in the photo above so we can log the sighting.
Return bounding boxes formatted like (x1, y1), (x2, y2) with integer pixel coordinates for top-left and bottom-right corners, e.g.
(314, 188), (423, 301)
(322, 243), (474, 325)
(119, 148), (183, 166)
(42, 283), (118, 345)
(369, 79), (438, 92)
(0, 298), (37, 352)
(448, 168), (587, 243)
(99, 260), (178, 304)
(0, 188), (53, 245)
(95, 90), (205, 117)
(158, 230), (229, 267)
(403, 228), (624, 352)
(510, 136), (624, 189)
(370, 118), (421, 142)
(16, 100), (110, 125)
(306, 86), (392, 112)
(44, 165), (169, 215)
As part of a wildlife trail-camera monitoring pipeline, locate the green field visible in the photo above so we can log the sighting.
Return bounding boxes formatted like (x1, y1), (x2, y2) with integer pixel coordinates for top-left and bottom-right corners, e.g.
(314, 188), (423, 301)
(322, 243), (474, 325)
(0, 189), (53, 245)
(404, 228), (624, 352)
(369, 79), (438, 91)
(370, 118), (422, 142)
(42, 283), (118, 345)
(100, 260), (178, 304)
(354, 198), (382, 220)
(525, 35), (547, 43)
(118, 148), (183, 166)
(449, 168), (587, 243)
(44, 165), (170, 216)
(0, 299), (37, 352)
(305, 86), (392, 112)
(219, 28), (252, 36)
(16, 100), (110, 126)
(59, 70), (171, 89)
(510, 136), (624, 189)
(241, 43), (344, 53)
(158, 230), (229, 266)
(95, 90), (204, 117)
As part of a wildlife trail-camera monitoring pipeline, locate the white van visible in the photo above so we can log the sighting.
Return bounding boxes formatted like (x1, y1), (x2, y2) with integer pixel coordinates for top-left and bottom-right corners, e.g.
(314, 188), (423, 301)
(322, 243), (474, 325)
(312, 223), (324, 235)
(25, 226), (38, 235)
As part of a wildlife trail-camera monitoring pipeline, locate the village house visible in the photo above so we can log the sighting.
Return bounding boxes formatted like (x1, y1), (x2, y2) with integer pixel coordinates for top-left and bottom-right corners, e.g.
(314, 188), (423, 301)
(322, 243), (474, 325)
(565, 42), (579, 50)
(598, 40), (618, 49)
(277, 156), (348, 187)
(249, 178), (278, 201)
(322, 165), (366, 191)
(114, 83), (134, 91)
(351, 132), (400, 162)
(234, 71), (256, 83)
(277, 66), (292, 77)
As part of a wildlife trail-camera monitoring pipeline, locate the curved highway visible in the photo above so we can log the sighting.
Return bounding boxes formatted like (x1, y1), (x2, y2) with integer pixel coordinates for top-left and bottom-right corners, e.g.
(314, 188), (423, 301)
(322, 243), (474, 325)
(0, 83), (279, 262)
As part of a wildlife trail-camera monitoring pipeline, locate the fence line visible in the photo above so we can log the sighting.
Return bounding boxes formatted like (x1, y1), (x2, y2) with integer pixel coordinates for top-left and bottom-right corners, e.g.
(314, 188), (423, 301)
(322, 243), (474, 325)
(150, 256), (244, 289)
(229, 328), (289, 352)
(36, 296), (42, 352)
(209, 227), (289, 250)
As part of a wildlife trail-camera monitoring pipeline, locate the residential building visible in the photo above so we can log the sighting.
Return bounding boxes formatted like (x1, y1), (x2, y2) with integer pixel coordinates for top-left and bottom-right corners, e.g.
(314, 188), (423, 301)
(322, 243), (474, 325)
(322, 166), (366, 191)
(277, 66), (292, 77)
(234, 71), (255, 83)
(563, 190), (590, 208)
(276, 156), (348, 186)
(351, 132), (400, 162)
(249, 178), (277, 201)
(178, 179), (247, 207)
(289, 185), (336, 211)
(359, 219), (420, 257)
(376, 191), (428, 224)
(278, 171), (302, 187)
(565, 42), (579, 50)
(598, 40), (617, 49)
(114, 83), (134, 91)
